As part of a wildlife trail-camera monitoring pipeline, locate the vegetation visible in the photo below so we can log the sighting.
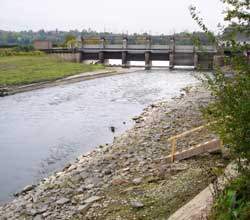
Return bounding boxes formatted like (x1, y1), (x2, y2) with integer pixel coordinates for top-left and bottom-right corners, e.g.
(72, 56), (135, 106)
(210, 174), (250, 220)
(63, 34), (78, 48)
(0, 48), (43, 57)
(0, 55), (104, 86)
(0, 29), (214, 46)
(190, 0), (249, 219)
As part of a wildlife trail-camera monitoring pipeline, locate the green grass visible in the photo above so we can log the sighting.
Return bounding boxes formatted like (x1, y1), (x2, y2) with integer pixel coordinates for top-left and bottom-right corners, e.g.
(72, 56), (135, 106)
(210, 174), (250, 220)
(0, 55), (104, 86)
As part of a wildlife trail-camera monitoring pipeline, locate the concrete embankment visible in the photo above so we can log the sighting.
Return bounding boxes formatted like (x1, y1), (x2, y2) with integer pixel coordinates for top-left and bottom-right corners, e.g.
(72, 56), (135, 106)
(0, 68), (135, 97)
(0, 86), (229, 219)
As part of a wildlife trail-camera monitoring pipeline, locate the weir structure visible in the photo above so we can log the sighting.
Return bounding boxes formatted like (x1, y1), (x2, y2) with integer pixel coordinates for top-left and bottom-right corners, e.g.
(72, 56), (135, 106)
(45, 36), (218, 70)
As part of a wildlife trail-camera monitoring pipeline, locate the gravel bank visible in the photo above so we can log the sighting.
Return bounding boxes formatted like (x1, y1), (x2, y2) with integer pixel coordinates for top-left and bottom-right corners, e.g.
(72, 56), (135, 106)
(0, 85), (228, 219)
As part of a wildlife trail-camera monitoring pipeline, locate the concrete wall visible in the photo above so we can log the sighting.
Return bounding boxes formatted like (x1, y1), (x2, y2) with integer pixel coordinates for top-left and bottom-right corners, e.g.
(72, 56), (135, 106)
(213, 55), (227, 68)
(49, 53), (82, 63)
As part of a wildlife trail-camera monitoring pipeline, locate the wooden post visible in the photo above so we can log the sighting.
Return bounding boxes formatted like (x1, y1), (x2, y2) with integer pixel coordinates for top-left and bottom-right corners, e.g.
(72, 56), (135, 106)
(171, 138), (177, 163)
(220, 139), (224, 149)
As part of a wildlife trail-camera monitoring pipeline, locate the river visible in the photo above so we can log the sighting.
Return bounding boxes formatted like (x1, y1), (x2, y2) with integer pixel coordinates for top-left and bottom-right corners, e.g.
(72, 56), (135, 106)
(0, 68), (198, 203)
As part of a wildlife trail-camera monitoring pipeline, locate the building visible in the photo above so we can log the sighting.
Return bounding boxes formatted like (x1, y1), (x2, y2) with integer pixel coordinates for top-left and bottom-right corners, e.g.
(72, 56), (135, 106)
(33, 40), (52, 50)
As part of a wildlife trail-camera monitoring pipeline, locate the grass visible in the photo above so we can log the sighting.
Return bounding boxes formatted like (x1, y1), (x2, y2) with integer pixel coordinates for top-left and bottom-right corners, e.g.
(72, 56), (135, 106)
(209, 174), (250, 220)
(0, 55), (104, 86)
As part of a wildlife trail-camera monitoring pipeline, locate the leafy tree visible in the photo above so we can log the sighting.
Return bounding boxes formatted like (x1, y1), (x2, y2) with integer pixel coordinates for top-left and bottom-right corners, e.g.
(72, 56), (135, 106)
(190, 1), (249, 219)
(190, 0), (250, 169)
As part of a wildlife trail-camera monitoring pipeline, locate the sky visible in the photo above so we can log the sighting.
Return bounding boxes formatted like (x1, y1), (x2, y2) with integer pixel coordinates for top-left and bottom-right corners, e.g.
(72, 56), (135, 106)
(0, 0), (226, 34)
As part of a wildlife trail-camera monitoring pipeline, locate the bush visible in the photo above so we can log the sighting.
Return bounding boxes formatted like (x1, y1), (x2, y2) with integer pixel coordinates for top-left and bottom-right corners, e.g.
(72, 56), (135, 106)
(210, 174), (250, 220)
(14, 45), (35, 52)
(0, 49), (44, 57)
(190, 1), (250, 219)
(190, 0), (250, 171)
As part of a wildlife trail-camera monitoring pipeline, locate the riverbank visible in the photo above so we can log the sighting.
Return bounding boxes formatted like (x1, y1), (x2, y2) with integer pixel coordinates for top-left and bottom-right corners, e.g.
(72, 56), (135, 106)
(0, 55), (108, 96)
(0, 85), (229, 219)
(0, 67), (136, 96)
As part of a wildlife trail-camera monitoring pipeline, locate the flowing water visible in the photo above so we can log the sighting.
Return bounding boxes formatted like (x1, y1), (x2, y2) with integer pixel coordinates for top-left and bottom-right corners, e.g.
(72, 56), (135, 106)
(0, 68), (198, 203)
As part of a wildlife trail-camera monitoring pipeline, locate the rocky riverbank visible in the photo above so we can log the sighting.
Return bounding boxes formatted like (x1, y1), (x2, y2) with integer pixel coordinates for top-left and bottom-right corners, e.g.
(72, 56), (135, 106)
(0, 85), (228, 220)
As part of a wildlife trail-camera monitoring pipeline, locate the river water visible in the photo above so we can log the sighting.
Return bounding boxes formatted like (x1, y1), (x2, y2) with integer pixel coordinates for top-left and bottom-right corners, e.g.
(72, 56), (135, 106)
(0, 69), (198, 203)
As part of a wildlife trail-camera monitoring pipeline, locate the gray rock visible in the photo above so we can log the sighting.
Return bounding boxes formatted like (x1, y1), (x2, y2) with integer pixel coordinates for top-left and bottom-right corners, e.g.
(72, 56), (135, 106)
(67, 164), (77, 172)
(34, 215), (43, 220)
(130, 200), (144, 208)
(132, 177), (143, 185)
(84, 196), (102, 204)
(21, 185), (35, 194)
(37, 205), (48, 214)
(77, 203), (92, 215)
(26, 208), (39, 216)
(80, 171), (89, 180)
(56, 198), (70, 205)
(85, 184), (95, 189)
(103, 169), (112, 175)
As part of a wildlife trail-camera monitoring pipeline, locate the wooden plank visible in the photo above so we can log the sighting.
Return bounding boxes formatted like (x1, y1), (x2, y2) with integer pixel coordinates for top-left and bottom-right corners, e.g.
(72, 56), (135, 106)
(166, 139), (221, 163)
(171, 138), (177, 162)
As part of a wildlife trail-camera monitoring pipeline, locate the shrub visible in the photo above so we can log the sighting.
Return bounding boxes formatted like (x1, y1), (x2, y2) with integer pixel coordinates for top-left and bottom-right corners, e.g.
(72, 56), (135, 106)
(210, 174), (250, 220)
(0, 49), (44, 57)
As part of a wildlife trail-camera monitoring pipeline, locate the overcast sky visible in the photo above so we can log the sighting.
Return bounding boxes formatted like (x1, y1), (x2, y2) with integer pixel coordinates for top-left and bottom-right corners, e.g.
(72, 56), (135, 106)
(0, 0), (226, 33)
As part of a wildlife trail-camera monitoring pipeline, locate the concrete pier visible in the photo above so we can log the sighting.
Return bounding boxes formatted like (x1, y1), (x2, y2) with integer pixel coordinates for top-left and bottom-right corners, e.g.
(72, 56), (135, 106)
(169, 37), (175, 69)
(122, 51), (128, 68)
(145, 51), (152, 70)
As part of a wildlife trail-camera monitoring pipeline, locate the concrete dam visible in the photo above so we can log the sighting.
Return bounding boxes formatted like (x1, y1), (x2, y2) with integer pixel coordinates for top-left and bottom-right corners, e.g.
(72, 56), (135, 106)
(44, 37), (218, 70)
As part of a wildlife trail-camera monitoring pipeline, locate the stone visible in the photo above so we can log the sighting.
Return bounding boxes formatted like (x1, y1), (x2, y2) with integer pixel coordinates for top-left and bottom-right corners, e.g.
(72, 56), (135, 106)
(85, 184), (95, 189)
(34, 215), (43, 220)
(0, 88), (8, 97)
(78, 203), (92, 215)
(56, 198), (70, 205)
(112, 178), (130, 186)
(20, 185), (36, 194)
(122, 167), (130, 172)
(67, 164), (77, 172)
(132, 177), (143, 185)
(76, 186), (86, 193)
(80, 171), (89, 180)
(26, 208), (39, 216)
(130, 200), (144, 208)
(63, 163), (71, 171)
(83, 196), (102, 204)
(110, 126), (115, 133)
(38, 205), (49, 214)
(103, 169), (112, 175)
(85, 177), (102, 186)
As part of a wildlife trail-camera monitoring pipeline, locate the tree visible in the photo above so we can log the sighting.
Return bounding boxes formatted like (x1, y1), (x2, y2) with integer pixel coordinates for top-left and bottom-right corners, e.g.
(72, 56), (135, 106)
(63, 34), (77, 48)
(189, 0), (250, 170)
(190, 2), (250, 218)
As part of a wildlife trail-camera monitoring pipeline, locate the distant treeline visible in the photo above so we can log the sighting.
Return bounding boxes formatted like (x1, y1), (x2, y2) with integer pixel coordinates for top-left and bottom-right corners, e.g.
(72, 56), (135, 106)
(0, 29), (215, 46)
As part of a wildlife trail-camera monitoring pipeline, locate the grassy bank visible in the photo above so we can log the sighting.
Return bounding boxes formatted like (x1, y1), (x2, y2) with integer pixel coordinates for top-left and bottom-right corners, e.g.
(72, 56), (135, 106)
(210, 174), (250, 220)
(0, 55), (104, 86)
